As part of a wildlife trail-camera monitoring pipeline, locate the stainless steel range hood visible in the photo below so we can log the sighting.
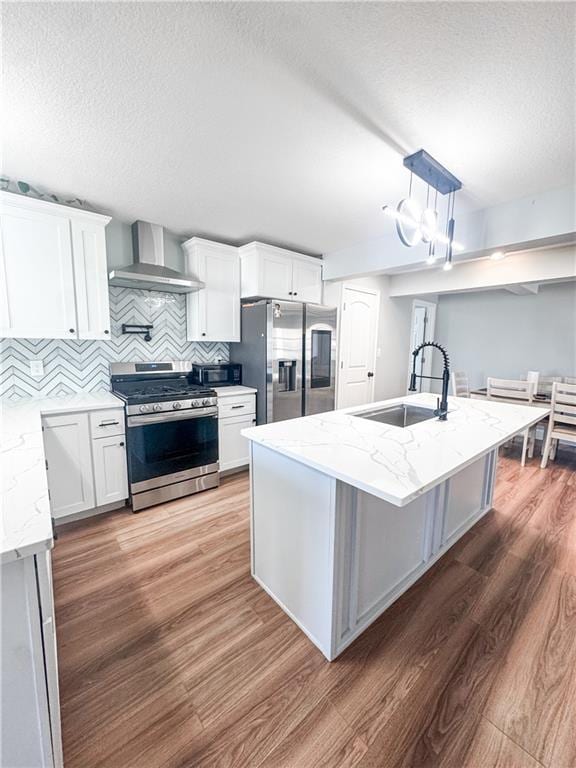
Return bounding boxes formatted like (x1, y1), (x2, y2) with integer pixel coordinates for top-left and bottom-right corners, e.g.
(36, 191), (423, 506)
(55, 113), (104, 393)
(108, 221), (204, 293)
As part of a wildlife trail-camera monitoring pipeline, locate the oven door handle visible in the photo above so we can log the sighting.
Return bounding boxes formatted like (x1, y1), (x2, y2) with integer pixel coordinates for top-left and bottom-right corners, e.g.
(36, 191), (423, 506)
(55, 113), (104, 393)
(127, 407), (218, 426)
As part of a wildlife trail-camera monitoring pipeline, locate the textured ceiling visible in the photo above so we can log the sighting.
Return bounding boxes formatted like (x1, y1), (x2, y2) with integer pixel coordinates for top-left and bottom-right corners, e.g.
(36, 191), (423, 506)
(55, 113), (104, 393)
(3, 2), (575, 254)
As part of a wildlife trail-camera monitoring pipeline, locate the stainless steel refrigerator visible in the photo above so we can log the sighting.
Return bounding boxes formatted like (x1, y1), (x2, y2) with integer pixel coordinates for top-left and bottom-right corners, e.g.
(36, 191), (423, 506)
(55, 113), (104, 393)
(230, 300), (337, 424)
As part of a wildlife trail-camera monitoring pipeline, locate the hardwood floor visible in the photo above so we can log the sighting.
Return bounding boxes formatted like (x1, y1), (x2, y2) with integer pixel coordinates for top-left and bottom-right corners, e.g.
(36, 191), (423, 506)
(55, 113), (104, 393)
(53, 444), (576, 768)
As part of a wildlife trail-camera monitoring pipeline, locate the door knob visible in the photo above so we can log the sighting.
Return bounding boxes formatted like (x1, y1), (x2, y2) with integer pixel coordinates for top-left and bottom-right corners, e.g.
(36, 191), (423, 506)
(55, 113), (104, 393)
(367, 371), (374, 378)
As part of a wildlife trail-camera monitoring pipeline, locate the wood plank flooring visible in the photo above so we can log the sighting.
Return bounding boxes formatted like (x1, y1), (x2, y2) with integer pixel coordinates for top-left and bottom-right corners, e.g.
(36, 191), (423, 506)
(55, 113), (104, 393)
(53, 443), (576, 768)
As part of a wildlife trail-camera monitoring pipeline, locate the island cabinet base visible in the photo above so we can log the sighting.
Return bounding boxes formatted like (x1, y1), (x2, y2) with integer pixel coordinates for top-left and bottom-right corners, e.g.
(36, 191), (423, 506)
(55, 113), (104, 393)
(250, 443), (497, 660)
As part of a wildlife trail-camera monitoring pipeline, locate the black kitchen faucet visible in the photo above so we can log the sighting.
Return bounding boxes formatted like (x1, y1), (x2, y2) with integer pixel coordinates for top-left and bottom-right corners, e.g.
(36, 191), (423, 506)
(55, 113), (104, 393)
(408, 342), (450, 420)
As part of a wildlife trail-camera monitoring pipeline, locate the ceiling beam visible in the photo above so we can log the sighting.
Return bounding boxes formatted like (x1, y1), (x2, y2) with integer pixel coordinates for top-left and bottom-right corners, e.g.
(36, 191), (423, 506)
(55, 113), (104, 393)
(387, 246), (576, 297)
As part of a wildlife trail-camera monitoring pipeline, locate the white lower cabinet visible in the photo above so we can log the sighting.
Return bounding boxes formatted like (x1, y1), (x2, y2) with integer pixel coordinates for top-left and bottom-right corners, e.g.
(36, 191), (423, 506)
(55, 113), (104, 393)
(42, 406), (128, 520)
(218, 393), (256, 472)
(92, 434), (128, 506)
(42, 412), (95, 517)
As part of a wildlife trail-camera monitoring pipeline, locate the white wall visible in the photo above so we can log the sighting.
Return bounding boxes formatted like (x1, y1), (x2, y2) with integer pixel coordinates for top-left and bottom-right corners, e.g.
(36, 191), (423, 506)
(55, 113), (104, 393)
(324, 274), (416, 402)
(433, 281), (576, 389)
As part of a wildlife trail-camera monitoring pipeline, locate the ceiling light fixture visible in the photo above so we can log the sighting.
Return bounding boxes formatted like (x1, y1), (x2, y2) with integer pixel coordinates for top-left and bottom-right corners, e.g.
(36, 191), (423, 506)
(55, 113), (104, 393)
(490, 250), (507, 261)
(382, 149), (463, 272)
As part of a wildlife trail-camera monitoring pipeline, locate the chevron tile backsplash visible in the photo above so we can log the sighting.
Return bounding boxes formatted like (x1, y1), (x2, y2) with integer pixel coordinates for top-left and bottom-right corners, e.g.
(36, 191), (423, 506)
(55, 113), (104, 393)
(0, 287), (229, 400)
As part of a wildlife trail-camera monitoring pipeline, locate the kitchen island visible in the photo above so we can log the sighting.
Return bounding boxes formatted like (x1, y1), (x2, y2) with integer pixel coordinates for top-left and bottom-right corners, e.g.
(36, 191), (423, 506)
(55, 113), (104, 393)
(242, 393), (547, 660)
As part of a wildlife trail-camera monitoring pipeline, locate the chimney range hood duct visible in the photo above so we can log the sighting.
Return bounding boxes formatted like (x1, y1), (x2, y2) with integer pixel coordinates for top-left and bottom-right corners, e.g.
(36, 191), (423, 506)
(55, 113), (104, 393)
(108, 221), (204, 294)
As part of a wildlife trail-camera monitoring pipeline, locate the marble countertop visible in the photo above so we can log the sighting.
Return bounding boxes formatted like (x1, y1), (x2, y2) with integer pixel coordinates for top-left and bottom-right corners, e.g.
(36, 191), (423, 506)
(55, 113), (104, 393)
(1, 392), (124, 564)
(214, 386), (257, 397)
(242, 393), (549, 507)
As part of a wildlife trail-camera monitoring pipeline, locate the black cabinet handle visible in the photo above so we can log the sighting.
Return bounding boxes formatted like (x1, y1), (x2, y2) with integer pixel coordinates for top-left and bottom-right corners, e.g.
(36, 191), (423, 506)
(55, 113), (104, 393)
(231, 404), (245, 409)
(119, 441), (124, 447)
(69, 328), (75, 333)
(202, 332), (206, 337)
(104, 329), (110, 335)
(367, 371), (374, 378)
(99, 420), (120, 427)
(293, 292), (298, 296)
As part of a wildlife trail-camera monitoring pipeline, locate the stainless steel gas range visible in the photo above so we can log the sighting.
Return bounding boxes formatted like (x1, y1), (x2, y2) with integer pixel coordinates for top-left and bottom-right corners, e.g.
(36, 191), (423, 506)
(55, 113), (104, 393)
(110, 361), (219, 511)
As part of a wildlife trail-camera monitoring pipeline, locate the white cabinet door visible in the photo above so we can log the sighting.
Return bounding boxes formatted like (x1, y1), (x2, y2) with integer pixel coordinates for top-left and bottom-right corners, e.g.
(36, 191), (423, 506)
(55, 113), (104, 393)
(0, 205), (77, 339)
(219, 413), (256, 471)
(71, 219), (111, 340)
(184, 239), (240, 342)
(291, 259), (322, 303)
(92, 435), (128, 506)
(259, 252), (294, 300)
(42, 413), (95, 518)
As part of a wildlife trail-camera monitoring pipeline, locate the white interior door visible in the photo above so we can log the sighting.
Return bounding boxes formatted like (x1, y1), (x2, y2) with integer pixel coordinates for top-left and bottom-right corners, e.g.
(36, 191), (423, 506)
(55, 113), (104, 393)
(408, 300), (436, 392)
(338, 286), (379, 408)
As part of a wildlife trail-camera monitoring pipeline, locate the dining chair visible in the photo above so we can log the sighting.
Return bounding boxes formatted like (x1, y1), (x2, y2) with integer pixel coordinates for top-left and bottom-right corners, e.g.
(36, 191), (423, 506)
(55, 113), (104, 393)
(540, 381), (576, 468)
(537, 375), (564, 397)
(451, 371), (470, 398)
(487, 377), (536, 466)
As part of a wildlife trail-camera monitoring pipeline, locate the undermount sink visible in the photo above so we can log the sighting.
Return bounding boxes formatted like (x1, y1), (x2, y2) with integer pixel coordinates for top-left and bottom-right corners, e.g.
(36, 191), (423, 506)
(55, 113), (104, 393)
(353, 403), (437, 428)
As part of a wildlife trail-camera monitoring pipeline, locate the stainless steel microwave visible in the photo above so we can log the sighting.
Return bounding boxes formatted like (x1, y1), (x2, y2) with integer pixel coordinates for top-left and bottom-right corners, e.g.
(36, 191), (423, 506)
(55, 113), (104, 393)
(191, 363), (242, 387)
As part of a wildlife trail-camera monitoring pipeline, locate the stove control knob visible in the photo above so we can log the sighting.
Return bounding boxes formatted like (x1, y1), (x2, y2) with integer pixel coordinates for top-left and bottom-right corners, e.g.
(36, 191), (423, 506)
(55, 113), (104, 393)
(202, 398), (211, 406)
(139, 404), (150, 413)
(192, 399), (201, 408)
(173, 401), (182, 410)
(152, 404), (163, 412)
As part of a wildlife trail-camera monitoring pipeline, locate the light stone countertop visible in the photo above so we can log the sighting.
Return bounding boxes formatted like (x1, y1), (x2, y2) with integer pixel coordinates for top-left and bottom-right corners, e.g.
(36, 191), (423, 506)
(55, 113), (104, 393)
(242, 393), (549, 507)
(1, 392), (124, 564)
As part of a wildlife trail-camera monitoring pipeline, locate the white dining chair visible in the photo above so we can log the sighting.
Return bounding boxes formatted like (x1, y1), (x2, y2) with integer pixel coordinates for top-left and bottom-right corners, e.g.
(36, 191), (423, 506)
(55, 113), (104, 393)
(451, 371), (470, 398)
(537, 375), (564, 397)
(487, 377), (536, 466)
(541, 381), (576, 468)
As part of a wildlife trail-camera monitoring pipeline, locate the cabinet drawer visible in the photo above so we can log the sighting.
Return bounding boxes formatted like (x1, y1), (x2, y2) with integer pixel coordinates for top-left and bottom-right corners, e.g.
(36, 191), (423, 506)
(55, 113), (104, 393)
(89, 409), (125, 438)
(218, 395), (256, 418)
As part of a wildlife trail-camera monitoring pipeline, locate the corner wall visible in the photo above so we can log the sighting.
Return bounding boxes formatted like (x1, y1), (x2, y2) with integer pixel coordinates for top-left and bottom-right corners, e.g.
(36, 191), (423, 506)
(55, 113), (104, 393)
(324, 274), (416, 402)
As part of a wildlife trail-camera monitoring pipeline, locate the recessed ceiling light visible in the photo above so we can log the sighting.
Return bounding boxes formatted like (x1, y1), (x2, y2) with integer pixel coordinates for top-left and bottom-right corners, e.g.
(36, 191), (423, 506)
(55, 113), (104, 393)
(490, 251), (507, 261)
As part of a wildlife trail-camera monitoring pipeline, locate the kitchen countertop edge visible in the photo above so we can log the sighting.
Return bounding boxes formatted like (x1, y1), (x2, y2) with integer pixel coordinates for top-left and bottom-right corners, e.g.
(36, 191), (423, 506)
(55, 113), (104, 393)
(1, 392), (124, 564)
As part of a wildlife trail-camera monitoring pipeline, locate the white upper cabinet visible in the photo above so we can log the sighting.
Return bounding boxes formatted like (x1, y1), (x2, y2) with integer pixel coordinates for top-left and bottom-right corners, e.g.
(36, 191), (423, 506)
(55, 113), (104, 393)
(70, 219), (111, 340)
(0, 192), (111, 340)
(239, 242), (323, 303)
(182, 237), (240, 342)
(291, 258), (323, 303)
(0, 198), (77, 339)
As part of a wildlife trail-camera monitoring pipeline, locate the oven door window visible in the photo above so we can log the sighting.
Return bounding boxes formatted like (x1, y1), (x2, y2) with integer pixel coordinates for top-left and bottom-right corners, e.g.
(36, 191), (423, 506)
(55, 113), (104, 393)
(127, 415), (218, 485)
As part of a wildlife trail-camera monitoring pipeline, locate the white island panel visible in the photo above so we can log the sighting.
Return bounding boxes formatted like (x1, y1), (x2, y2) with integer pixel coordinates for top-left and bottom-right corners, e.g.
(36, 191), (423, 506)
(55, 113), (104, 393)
(355, 490), (430, 623)
(251, 443), (336, 657)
